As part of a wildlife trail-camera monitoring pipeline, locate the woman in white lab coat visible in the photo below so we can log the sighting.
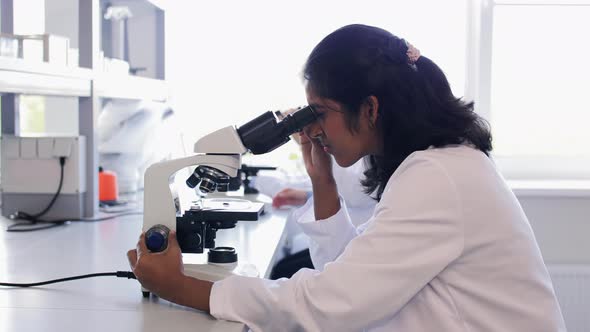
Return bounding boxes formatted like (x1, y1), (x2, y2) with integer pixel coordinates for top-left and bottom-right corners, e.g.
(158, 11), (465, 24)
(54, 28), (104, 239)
(128, 24), (566, 331)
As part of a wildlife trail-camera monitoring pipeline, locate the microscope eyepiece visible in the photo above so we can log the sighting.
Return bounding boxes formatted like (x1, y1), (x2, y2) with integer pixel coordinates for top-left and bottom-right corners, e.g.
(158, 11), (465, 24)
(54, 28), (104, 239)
(280, 105), (318, 134)
(237, 105), (317, 154)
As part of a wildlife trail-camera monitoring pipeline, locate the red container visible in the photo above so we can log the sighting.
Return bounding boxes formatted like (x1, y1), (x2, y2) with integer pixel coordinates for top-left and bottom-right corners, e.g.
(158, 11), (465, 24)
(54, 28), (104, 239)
(99, 168), (118, 202)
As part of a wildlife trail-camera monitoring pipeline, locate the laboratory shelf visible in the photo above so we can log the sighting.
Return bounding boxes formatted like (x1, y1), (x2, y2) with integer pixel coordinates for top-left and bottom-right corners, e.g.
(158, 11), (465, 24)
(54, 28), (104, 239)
(0, 57), (92, 96)
(0, 57), (93, 79)
(0, 69), (91, 96)
(0, 57), (168, 101)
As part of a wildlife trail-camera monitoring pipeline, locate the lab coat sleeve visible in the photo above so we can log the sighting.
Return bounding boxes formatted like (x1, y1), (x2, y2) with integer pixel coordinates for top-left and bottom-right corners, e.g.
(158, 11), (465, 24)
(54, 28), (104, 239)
(291, 196), (358, 271)
(210, 156), (465, 331)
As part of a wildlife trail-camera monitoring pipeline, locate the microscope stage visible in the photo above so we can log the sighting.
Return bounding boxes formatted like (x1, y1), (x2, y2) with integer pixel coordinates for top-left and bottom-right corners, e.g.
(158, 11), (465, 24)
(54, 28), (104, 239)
(187, 198), (265, 221)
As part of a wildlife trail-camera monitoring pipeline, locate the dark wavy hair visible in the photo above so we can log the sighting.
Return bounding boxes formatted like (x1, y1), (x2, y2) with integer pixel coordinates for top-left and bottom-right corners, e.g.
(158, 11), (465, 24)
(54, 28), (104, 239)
(303, 24), (492, 201)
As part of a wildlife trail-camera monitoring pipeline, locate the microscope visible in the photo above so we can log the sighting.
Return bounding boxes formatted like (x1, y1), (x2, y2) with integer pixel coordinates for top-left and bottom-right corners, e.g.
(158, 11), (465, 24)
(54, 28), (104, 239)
(141, 106), (316, 296)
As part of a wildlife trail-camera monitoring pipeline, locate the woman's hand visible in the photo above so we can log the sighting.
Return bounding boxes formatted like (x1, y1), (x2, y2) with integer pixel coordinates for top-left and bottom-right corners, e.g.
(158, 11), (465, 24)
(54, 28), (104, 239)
(127, 231), (186, 302)
(272, 188), (310, 208)
(127, 231), (213, 311)
(299, 132), (334, 184)
(299, 132), (340, 219)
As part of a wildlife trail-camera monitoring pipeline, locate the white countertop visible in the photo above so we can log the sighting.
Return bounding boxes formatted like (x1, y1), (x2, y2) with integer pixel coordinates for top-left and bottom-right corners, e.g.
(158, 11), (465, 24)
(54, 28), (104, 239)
(0, 194), (290, 332)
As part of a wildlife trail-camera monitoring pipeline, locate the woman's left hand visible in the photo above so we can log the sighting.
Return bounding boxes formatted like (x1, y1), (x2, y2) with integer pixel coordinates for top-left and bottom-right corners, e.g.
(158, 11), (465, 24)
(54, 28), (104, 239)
(272, 188), (310, 208)
(127, 231), (186, 302)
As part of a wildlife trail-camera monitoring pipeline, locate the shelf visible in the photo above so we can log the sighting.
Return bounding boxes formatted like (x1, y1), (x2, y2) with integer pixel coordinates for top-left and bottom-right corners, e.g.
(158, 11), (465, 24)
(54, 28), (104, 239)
(0, 69), (91, 96)
(0, 57), (92, 96)
(94, 74), (169, 101)
(0, 57), (93, 79)
(0, 57), (168, 101)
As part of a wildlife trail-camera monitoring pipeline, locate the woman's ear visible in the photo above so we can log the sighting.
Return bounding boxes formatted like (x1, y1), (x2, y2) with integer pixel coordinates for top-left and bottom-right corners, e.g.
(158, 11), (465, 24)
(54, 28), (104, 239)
(363, 96), (379, 129)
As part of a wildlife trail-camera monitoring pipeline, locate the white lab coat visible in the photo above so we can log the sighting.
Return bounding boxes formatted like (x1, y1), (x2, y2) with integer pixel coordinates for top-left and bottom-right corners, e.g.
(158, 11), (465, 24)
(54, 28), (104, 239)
(210, 145), (566, 331)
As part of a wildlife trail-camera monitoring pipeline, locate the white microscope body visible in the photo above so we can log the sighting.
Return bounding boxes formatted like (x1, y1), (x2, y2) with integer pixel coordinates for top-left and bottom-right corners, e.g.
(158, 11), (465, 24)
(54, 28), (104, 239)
(142, 125), (258, 289)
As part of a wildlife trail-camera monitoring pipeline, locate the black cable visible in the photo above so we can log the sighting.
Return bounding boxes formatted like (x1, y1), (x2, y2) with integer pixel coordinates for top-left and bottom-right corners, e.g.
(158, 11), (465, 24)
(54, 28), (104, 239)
(6, 157), (67, 231)
(5, 222), (66, 232)
(0, 271), (136, 288)
(5, 156), (143, 232)
(32, 156), (66, 218)
(17, 157), (66, 220)
(6, 211), (143, 232)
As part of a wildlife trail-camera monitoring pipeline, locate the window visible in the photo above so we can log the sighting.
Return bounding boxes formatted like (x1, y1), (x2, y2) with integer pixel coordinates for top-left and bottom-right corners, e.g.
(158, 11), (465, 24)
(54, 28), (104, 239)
(19, 96), (46, 134)
(471, 0), (590, 180)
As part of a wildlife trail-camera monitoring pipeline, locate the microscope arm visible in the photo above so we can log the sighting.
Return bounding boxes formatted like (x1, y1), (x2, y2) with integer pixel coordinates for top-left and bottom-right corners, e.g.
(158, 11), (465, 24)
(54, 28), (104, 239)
(143, 154), (242, 233)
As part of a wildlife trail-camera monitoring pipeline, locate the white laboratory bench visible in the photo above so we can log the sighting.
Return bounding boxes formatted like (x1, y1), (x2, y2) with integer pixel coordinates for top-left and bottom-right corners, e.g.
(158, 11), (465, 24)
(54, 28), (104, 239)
(0, 194), (291, 332)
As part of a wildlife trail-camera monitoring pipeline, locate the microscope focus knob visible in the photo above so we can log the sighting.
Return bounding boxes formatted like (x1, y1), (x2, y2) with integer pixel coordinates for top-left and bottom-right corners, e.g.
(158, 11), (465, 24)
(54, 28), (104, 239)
(145, 224), (170, 252)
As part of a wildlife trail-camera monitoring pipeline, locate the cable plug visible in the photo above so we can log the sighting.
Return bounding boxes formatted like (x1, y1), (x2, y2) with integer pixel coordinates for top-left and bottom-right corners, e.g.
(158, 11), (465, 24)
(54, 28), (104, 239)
(116, 271), (136, 279)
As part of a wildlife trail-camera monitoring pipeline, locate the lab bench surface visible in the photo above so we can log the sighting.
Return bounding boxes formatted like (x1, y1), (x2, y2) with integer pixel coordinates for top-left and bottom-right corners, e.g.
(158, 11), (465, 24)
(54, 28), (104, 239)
(0, 196), (291, 332)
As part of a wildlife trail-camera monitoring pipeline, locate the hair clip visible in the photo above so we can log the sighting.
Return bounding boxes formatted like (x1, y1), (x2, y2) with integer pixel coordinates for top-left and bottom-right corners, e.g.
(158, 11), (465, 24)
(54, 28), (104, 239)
(404, 40), (420, 65)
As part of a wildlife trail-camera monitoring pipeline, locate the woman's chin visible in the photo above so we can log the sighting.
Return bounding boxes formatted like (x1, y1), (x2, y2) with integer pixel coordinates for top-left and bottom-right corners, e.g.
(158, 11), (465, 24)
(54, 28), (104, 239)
(334, 155), (358, 168)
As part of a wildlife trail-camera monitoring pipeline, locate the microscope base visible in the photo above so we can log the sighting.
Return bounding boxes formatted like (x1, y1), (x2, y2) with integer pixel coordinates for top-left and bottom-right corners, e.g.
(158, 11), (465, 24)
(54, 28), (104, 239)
(141, 262), (259, 297)
(184, 262), (259, 282)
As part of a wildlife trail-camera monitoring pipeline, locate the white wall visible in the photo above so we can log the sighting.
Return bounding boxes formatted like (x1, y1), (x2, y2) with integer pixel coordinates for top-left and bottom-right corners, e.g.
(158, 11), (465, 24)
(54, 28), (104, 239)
(518, 195), (590, 264)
